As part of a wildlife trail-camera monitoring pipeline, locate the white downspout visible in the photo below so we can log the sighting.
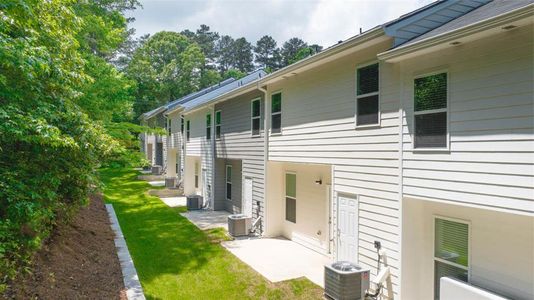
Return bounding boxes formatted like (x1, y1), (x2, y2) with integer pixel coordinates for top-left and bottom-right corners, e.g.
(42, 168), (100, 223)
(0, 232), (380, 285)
(210, 104), (216, 210)
(258, 83), (268, 236)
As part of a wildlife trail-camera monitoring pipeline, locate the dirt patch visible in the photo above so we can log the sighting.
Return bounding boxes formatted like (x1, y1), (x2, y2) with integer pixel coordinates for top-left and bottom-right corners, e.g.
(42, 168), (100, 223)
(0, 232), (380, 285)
(4, 194), (126, 300)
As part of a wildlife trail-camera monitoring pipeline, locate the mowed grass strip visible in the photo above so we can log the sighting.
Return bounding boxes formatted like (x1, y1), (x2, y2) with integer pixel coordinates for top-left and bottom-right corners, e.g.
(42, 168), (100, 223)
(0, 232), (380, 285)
(100, 168), (323, 300)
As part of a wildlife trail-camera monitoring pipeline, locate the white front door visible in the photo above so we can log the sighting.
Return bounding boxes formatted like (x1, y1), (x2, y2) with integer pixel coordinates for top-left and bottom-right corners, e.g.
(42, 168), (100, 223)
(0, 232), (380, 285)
(243, 177), (253, 217)
(337, 194), (358, 263)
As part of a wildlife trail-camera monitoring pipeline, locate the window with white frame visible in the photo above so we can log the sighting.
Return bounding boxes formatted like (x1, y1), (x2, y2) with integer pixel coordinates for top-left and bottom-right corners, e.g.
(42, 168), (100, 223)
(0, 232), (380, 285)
(285, 173), (296, 223)
(215, 110), (222, 139)
(414, 72), (448, 149)
(271, 92), (281, 134)
(251, 98), (261, 136)
(194, 162), (199, 188)
(434, 217), (469, 299)
(225, 165), (232, 200)
(167, 119), (172, 135)
(206, 113), (211, 140)
(356, 63), (380, 126)
(186, 120), (190, 141)
(180, 116), (184, 133)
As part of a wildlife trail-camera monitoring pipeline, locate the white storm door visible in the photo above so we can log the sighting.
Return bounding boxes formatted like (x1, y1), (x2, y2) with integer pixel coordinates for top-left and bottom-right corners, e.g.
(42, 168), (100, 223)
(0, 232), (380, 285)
(337, 194), (358, 263)
(243, 177), (253, 217)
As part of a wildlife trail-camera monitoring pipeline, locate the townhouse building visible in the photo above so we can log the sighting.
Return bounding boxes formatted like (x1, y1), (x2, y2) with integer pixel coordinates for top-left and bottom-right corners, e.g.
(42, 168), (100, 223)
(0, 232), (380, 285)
(141, 1), (533, 299)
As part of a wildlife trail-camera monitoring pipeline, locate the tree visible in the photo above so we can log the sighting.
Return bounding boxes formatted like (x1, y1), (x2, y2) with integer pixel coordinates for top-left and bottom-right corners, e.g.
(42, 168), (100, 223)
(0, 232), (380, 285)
(280, 37), (308, 67)
(254, 35), (281, 71)
(288, 44), (323, 65)
(216, 35), (235, 73)
(232, 37), (254, 73)
(127, 31), (205, 118)
(181, 24), (219, 65)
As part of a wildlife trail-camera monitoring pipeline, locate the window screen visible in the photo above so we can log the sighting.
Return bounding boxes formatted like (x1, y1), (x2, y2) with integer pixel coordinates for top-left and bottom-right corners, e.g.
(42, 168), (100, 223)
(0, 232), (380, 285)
(271, 93), (282, 134)
(434, 218), (469, 299)
(285, 173), (296, 223)
(215, 111), (221, 139)
(226, 165), (232, 200)
(414, 73), (447, 149)
(186, 120), (190, 141)
(251, 99), (261, 136)
(206, 114), (211, 139)
(356, 63), (379, 126)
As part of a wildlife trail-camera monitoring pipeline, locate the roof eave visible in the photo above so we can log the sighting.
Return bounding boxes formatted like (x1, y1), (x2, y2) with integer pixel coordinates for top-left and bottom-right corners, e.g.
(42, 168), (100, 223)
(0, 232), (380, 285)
(378, 3), (534, 62)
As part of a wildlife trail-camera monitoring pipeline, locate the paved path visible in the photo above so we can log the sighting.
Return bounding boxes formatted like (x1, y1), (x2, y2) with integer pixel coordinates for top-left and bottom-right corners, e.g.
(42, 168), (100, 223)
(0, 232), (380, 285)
(180, 210), (231, 230)
(106, 204), (146, 300)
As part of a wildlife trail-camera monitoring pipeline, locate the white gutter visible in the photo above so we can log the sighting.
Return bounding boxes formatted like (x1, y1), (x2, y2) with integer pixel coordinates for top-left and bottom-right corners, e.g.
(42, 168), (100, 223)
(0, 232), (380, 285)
(378, 3), (534, 62)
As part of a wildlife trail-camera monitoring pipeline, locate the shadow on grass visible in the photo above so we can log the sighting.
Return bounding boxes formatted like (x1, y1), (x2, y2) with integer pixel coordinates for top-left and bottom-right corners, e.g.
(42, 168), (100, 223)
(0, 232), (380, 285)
(100, 168), (323, 300)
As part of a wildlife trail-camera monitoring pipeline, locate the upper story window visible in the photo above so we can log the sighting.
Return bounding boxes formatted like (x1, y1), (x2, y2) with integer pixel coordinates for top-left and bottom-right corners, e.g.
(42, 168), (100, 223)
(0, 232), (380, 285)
(251, 98), (261, 136)
(215, 111), (222, 140)
(180, 116), (184, 134)
(206, 113), (211, 140)
(356, 63), (379, 126)
(167, 119), (172, 135)
(414, 72), (448, 149)
(186, 120), (190, 142)
(434, 217), (469, 299)
(271, 92), (282, 134)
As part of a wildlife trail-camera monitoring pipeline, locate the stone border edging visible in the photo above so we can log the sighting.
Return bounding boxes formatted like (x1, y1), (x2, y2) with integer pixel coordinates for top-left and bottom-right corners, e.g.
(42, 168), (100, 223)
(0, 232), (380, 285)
(105, 204), (146, 300)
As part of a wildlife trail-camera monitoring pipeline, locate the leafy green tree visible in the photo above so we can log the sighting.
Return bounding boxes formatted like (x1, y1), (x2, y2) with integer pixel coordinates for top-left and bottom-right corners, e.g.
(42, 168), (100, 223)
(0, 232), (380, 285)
(126, 31), (205, 118)
(288, 44), (323, 65)
(254, 35), (281, 71)
(223, 69), (246, 80)
(216, 35), (235, 73)
(281, 37), (308, 66)
(232, 37), (254, 72)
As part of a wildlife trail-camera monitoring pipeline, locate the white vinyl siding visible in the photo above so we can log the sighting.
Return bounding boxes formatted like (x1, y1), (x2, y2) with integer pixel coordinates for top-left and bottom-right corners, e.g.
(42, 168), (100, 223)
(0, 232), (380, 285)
(267, 39), (401, 295)
(214, 90), (265, 221)
(400, 24), (533, 215)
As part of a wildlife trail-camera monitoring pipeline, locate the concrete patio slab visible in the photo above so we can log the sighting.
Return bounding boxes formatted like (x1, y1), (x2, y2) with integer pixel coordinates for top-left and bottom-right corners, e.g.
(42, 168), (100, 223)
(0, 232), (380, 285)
(160, 196), (186, 207)
(222, 237), (331, 287)
(148, 180), (165, 187)
(180, 210), (231, 230)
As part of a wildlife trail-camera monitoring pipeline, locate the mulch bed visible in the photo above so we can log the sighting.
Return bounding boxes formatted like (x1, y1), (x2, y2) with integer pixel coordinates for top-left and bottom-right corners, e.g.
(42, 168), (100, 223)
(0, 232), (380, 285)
(4, 194), (126, 299)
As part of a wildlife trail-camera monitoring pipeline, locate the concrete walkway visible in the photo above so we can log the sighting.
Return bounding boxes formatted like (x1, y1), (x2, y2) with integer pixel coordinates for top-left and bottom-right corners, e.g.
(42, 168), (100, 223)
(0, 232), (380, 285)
(160, 196), (186, 207)
(222, 237), (332, 287)
(180, 210), (231, 230)
(147, 180), (165, 187)
(106, 204), (145, 300)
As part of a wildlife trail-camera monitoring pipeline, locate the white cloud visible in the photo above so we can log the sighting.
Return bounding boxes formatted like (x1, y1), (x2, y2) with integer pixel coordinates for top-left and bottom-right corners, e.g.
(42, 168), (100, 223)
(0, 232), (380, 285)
(127, 0), (434, 47)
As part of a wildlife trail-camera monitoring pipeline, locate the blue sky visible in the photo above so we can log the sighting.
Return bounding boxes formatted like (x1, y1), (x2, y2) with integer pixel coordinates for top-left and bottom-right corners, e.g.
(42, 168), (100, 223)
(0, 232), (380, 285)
(127, 0), (434, 47)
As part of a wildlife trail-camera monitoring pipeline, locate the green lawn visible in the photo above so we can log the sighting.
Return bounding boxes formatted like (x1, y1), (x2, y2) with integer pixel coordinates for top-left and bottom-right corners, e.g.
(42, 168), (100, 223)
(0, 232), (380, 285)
(100, 168), (323, 300)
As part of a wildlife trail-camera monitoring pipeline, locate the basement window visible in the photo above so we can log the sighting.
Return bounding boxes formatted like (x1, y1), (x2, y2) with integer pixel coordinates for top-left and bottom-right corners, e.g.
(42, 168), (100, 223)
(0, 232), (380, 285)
(215, 111), (222, 139)
(285, 173), (296, 223)
(186, 120), (190, 142)
(206, 113), (211, 140)
(414, 72), (448, 149)
(226, 165), (232, 200)
(356, 63), (379, 127)
(434, 217), (470, 299)
(271, 92), (282, 134)
(251, 98), (261, 136)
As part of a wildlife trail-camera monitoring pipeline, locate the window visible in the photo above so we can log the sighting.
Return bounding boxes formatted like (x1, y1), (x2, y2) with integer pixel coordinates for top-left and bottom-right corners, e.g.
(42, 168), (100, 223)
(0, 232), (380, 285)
(215, 111), (222, 139)
(251, 98), (261, 136)
(186, 120), (190, 142)
(271, 92), (282, 134)
(206, 113), (211, 140)
(226, 165), (232, 200)
(180, 116), (184, 134)
(414, 72), (448, 149)
(356, 63), (379, 126)
(434, 217), (469, 299)
(194, 162), (199, 188)
(285, 173), (296, 223)
(167, 119), (172, 135)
